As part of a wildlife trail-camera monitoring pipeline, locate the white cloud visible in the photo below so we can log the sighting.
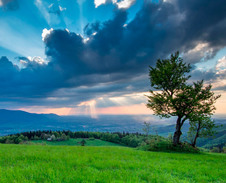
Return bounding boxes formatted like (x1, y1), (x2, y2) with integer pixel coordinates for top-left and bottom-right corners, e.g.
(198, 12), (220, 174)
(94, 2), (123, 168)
(94, 0), (106, 8)
(115, 0), (135, 9)
(183, 42), (216, 64)
(28, 56), (46, 64)
(19, 56), (46, 67)
(65, 28), (70, 33)
(59, 6), (66, 11)
(216, 56), (226, 73)
(94, 0), (135, 9)
(187, 42), (210, 55)
(83, 37), (90, 43)
(208, 56), (226, 90)
(41, 28), (53, 41)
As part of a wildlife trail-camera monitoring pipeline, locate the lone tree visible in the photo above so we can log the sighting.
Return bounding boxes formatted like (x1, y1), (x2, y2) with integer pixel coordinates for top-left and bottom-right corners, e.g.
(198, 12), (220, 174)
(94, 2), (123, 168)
(142, 121), (151, 136)
(146, 51), (220, 145)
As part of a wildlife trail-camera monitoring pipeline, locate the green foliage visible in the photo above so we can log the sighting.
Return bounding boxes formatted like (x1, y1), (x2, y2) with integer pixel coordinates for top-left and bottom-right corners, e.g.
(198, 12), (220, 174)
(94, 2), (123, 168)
(188, 115), (218, 147)
(33, 135), (40, 140)
(80, 139), (86, 146)
(147, 51), (191, 118)
(50, 134), (56, 141)
(61, 133), (69, 141)
(190, 117), (217, 138)
(0, 144), (225, 182)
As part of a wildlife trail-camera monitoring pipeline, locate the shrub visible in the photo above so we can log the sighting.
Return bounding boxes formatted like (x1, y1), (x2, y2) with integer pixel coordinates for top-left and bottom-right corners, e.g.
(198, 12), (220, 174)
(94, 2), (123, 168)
(222, 146), (226, 153)
(211, 147), (221, 153)
(80, 139), (86, 146)
(140, 139), (199, 153)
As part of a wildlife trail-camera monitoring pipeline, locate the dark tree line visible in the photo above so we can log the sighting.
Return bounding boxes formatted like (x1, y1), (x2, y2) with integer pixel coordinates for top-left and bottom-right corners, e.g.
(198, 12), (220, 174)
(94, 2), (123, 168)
(0, 130), (164, 148)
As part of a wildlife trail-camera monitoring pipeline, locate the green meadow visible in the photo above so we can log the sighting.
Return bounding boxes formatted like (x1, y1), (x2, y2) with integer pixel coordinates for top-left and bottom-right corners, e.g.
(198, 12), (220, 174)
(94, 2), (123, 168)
(31, 138), (123, 146)
(0, 144), (225, 183)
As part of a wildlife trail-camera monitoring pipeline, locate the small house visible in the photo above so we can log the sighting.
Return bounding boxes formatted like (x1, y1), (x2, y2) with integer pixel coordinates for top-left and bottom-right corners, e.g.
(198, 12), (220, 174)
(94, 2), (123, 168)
(47, 138), (52, 141)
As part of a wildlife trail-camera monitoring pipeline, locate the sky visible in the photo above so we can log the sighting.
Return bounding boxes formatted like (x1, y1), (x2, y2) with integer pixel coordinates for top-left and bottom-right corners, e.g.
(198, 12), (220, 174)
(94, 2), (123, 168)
(0, 0), (226, 117)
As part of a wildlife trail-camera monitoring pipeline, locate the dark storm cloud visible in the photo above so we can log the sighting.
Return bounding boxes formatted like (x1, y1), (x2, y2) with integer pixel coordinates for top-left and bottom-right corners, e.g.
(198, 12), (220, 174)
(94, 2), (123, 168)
(0, 0), (19, 10)
(178, 0), (226, 46)
(0, 56), (66, 98)
(44, 0), (226, 81)
(1, 0), (226, 107)
(0, 56), (19, 88)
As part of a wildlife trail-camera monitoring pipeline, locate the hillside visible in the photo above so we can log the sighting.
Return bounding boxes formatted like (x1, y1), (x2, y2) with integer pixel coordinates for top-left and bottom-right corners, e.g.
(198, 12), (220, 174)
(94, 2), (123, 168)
(0, 144), (225, 182)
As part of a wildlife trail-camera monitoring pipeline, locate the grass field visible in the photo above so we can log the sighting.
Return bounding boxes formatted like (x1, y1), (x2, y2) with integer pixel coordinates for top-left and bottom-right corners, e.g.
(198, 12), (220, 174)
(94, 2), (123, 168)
(0, 144), (225, 183)
(31, 138), (123, 146)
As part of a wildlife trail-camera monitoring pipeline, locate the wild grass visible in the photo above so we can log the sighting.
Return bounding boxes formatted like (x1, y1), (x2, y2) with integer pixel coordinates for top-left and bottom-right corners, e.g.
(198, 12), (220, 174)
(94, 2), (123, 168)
(0, 144), (225, 183)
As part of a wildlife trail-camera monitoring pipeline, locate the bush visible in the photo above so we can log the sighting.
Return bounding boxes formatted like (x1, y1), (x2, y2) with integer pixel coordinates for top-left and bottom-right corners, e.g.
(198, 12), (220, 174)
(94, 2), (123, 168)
(199, 147), (210, 153)
(211, 147), (221, 153)
(140, 139), (199, 153)
(223, 146), (226, 153)
(80, 139), (86, 146)
(33, 135), (40, 140)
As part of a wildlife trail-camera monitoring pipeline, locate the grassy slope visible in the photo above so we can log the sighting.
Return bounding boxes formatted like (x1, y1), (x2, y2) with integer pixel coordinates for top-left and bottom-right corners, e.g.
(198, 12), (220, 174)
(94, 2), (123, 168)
(0, 144), (225, 183)
(31, 138), (123, 146)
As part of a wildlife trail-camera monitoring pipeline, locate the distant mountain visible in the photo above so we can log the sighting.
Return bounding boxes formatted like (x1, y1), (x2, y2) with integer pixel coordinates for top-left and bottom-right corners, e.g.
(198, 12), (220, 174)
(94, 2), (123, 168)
(0, 109), (62, 136)
(0, 109), (225, 148)
(0, 109), (59, 124)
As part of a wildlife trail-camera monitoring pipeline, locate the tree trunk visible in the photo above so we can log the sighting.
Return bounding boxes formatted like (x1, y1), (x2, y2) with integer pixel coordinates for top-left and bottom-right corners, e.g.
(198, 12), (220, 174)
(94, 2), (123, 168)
(173, 117), (182, 145)
(191, 133), (198, 147)
(192, 123), (201, 147)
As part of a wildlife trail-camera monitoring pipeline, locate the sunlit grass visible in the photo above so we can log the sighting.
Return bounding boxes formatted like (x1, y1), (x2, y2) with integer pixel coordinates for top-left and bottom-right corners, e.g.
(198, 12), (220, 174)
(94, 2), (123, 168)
(0, 144), (225, 182)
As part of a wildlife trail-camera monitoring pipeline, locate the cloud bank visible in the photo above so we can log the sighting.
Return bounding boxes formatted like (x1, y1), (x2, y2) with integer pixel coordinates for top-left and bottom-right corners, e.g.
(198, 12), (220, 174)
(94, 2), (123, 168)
(0, 0), (226, 109)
